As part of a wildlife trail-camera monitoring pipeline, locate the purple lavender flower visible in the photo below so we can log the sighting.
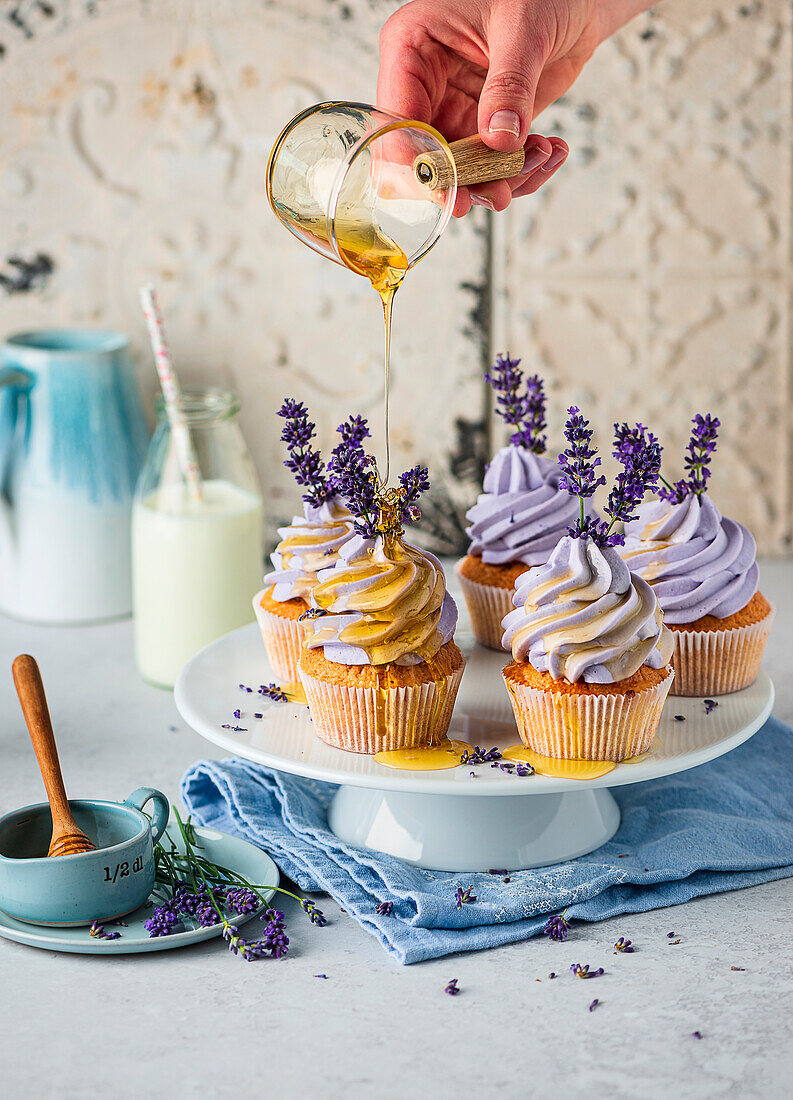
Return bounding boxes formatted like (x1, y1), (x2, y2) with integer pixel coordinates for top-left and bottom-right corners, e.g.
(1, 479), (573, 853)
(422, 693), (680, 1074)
(559, 407), (606, 502)
(397, 464), (430, 528)
(454, 886), (477, 909)
(602, 422), (662, 540)
(588, 999), (600, 1012)
(300, 899), (328, 926)
(259, 908), (290, 958)
(277, 398), (332, 508)
(691, 1031), (703, 1040)
(484, 353), (547, 454)
(561, 409), (661, 548)
(570, 963), (604, 979)
(89, 920), (121, 940)
(659, 413), (720, 503)
(145, 901), (180, 937)
(460, 745), (502, 765)
(375, 901), (394, 916)
(614, 937), (634, 953)
(224, 887), (260, 916)
(221, 724), (247, 732)
(259, 683), (288, 703)
(704, 699), (718, 714)
(544, 912), (571, 941)
(444, 978), (461, 996)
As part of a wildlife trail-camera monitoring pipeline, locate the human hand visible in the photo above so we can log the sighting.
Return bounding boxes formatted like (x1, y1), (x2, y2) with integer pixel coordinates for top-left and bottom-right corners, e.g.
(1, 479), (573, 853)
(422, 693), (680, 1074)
(377, 0), (651, 215)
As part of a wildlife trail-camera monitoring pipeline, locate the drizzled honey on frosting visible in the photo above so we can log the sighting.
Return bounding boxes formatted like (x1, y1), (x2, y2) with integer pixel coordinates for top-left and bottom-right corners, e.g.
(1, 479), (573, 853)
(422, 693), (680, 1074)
(502, 535), (673, 684)
(303, 533), (456, 666)
(264, 499), (355, 602)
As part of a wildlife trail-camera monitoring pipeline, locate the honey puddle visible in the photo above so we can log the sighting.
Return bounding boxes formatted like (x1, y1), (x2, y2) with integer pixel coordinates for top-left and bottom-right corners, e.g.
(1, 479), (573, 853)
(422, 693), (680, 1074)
(502, 745), (653, 780)
(374, 739), (473, 771)
(282, 682), (308, 705)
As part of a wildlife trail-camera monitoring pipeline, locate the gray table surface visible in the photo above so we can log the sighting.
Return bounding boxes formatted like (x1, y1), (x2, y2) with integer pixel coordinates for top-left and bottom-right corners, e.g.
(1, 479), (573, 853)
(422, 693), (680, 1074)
(1, 561), (791, 1100)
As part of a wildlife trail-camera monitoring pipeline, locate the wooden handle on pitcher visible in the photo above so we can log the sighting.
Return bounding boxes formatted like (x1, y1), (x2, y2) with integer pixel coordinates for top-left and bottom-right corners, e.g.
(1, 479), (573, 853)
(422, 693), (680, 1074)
(414, 135), (525, 190)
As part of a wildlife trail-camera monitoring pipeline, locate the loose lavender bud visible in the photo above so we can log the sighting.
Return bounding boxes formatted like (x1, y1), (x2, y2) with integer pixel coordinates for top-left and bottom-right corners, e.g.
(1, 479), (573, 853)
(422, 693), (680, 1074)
(454, 886), (477, 909)
(461, 745), (502, 766)
(704, 699), (718, 714)
(614, 937), (634, 953)
(691, 1031), (703, 1040)
(544, 912), (571, 942)
(570, 963), (604, 979)
(444, 978), (461, 996)
(375, 901), (394, 916)
(589, 999), (600, 1012)
(674, 714), (686, 722)
(259, 683), (288, 703)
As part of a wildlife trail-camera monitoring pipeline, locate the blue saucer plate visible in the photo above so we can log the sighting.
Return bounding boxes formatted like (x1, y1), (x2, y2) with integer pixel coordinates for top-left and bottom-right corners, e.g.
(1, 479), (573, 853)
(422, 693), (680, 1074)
(0, 822), (279, 954)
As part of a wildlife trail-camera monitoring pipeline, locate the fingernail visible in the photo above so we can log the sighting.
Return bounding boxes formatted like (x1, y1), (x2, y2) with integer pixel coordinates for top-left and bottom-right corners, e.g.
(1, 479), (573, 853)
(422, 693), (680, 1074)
(470, 195), (496, 211)
(541, 147), (568, 172)
(520, 146), (551, 174)
(488, 110), (521, 136)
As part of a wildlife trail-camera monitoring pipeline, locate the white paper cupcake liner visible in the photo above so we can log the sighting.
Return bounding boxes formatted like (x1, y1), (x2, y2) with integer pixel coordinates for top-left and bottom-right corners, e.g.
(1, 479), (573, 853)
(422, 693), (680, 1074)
(503, 667), (674, 761)
(668, 606), (775, 697)
(253, 589), (306, 682)
(455, 561), (514, 651)
(299, 660), (465, 754)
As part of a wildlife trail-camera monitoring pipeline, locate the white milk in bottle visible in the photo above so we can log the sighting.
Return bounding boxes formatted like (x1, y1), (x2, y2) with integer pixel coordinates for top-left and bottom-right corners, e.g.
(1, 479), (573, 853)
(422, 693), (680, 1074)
(131, 388), (263, 688)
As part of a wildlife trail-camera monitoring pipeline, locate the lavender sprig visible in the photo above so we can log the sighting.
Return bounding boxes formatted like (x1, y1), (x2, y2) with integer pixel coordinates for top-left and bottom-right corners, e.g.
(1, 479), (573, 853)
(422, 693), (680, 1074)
(659, 413), (720, 503)
(484, 353), (547, 453)
(277, 398), (332, 509)
(560, 409), (662, 548)
(558, 407), (606, 528)
(544, 911), (571, 942)
(602, 423), (662, 536)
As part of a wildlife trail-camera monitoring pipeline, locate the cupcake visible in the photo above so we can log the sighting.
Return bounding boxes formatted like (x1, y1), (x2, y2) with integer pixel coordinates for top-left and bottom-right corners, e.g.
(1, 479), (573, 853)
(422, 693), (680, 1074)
(299, 449), (465, 754)
(621, 414), (774, 696)
(253, 402), (366, 680)
(502, 409), (674, 761)
(456, 356), (582, 649)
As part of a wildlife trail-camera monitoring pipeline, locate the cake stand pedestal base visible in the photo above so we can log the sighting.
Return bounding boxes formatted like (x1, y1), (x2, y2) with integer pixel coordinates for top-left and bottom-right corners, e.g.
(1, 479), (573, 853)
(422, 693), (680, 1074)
(327, 785), (621, 871)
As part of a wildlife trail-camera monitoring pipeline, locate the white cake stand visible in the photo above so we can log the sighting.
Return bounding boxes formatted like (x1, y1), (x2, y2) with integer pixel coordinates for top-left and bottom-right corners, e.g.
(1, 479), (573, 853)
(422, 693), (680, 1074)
(175, 621), (774, 872)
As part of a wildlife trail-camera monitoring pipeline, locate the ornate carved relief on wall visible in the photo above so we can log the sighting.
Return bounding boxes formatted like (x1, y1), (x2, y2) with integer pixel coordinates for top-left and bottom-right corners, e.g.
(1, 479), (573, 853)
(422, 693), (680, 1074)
(1, 0), (790, 553)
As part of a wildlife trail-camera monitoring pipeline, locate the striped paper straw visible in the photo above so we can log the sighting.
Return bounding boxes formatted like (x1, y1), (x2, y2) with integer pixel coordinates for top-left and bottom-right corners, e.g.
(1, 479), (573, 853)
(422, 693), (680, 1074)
(139, 284), (203, 502)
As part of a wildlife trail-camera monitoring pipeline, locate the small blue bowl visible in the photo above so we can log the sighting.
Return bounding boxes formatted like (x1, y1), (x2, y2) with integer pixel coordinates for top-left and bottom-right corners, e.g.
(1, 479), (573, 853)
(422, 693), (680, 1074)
(0, 788), (168, 926)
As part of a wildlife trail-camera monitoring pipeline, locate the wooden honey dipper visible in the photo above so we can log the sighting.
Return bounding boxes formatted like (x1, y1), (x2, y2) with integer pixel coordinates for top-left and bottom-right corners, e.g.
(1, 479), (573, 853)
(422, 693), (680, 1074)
(414, 135), (526, 190)
(12, 654), (97, 858)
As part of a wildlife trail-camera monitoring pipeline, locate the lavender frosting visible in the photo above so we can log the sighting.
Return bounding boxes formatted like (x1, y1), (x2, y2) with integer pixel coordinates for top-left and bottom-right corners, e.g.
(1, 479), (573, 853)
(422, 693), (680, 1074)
(466, 445), (583, 566)
(302, 535), (458, 666)
(501, 535), (673, 684)
(263, 499), (354, 602)
(621, 494), (758, 623)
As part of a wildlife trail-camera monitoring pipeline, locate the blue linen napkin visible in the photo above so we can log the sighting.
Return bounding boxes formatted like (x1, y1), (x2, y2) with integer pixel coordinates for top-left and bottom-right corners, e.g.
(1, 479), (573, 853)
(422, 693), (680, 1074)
(181, 717), (793, 964)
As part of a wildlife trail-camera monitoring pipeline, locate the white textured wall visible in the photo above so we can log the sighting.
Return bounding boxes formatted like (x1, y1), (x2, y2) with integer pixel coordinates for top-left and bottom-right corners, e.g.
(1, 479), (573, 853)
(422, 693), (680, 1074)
(1, 0), (790, 554)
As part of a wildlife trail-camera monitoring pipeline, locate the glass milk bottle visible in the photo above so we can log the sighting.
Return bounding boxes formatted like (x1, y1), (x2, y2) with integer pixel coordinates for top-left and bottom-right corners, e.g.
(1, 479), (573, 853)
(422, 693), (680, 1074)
(132, 388), (263, 688)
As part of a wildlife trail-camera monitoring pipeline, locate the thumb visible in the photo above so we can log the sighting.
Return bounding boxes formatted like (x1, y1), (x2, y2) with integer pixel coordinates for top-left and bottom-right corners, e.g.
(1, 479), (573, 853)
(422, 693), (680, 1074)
(478, 8), (545, 150)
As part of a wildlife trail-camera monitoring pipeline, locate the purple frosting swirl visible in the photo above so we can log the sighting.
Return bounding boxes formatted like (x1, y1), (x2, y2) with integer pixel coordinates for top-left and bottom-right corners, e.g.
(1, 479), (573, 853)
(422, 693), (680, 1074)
(621, 494), (758, 623)
(502, 535), (672, 684)
(466, 445), (582, 566)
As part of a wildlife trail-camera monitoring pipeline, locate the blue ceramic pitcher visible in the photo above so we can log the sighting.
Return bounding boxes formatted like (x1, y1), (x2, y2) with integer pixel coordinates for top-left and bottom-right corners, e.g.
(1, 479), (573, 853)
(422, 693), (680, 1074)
(0, 329), (149, 623)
